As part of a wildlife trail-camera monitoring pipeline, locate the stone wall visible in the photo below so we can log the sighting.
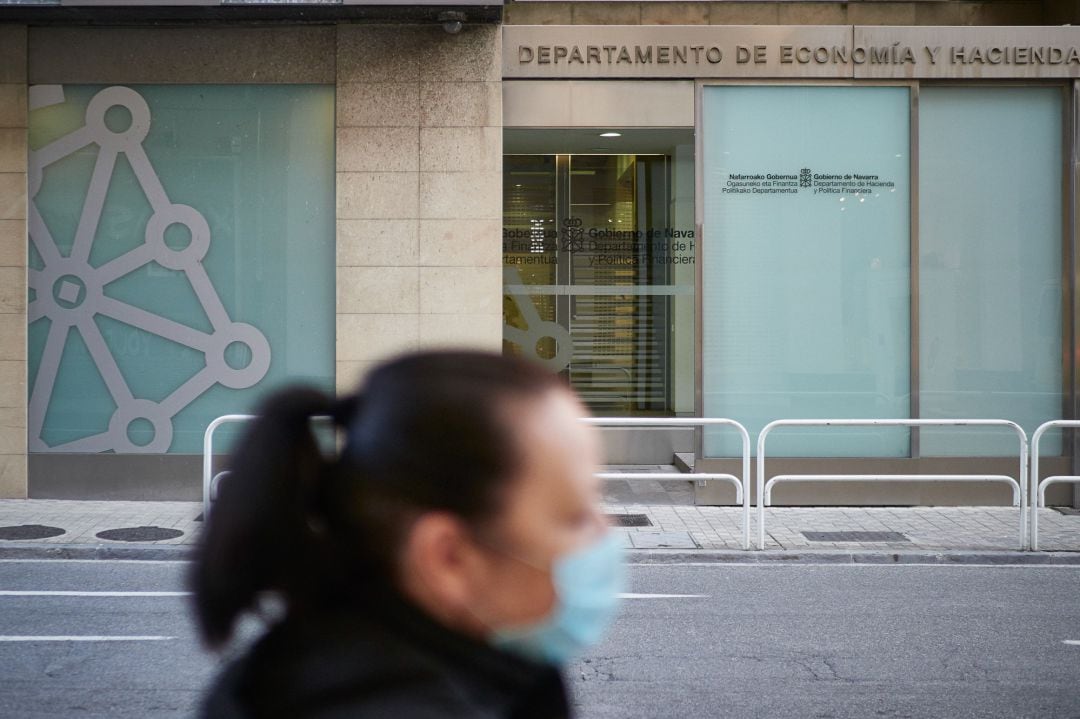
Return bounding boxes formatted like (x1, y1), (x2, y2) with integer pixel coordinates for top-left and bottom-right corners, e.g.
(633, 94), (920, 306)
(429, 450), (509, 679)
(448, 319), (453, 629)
(335, 24), (503, 394)
(0, 25), (27, 498)
(505, 1), (1064, 25)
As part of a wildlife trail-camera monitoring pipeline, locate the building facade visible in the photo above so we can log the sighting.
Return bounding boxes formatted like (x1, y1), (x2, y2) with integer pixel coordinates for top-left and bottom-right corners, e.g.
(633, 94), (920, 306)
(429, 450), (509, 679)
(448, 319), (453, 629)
(0, 0), (1077, 505)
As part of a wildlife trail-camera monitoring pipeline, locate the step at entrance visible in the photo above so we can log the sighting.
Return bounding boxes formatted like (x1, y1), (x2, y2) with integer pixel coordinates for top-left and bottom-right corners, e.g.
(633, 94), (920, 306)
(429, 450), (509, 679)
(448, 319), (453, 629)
(601, 460), (694, 506)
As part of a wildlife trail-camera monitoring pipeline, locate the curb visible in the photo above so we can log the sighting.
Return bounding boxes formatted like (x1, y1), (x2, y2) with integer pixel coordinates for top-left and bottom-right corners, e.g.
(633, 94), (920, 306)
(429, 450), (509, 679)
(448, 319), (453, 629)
(626, 549), (1080, 565)
(3, 542), (1080, 565)
(0, 542), (196, 561)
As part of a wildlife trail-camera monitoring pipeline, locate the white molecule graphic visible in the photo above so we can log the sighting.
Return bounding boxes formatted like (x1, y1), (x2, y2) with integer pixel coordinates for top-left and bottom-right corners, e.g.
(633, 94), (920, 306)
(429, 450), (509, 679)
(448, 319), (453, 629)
(502, 266), (572, 372)
(28, 85), (270, 453)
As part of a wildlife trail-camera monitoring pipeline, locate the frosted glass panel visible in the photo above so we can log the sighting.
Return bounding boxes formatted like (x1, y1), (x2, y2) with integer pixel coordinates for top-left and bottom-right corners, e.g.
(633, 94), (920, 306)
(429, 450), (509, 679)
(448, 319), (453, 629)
(702, 86), (910, 457)
(919, 87), (1062, 456)
(28, 85), (335, 454)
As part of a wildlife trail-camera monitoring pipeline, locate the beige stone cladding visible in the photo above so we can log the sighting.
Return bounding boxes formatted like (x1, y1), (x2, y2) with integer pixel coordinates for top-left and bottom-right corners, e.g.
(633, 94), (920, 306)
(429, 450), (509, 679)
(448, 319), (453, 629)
(0, 25), (27, 498)
(336, 25), (502, 394)
(504, 1), (1055, 26)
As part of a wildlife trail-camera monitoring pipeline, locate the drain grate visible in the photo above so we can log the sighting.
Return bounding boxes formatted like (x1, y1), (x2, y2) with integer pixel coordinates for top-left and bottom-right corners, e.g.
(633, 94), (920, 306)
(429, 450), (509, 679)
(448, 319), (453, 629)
(803, 531), (909, 543)
(0, 524), (66, 540)
(96, 526), (184, 542)
(607, 513), (652, 527)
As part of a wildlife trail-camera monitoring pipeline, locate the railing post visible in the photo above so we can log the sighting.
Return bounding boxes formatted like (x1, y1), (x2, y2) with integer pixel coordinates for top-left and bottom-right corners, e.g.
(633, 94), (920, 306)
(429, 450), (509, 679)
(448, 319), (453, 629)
(1030, 420), (1080, 551)
(202, 414), (256, 522)
(1032, 422), (1045, 551)
(1020, 432), (1029, 551)
(756, 422), (773, 552)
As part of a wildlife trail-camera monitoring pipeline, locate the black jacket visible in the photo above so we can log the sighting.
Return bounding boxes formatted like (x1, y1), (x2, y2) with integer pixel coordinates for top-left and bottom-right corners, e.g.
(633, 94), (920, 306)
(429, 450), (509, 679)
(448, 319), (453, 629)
(200, 587), (571, 719)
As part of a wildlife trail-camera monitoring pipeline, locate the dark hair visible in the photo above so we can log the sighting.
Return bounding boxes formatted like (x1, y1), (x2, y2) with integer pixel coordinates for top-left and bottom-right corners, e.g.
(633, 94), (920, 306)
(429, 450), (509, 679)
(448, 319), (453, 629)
(190, 349), (567, 648)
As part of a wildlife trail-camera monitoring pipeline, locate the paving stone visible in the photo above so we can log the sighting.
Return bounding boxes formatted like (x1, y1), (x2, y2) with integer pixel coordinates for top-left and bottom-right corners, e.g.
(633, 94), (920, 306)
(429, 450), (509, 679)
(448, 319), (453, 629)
(0, 500), (1077, 552)
(630, 531), (698, 549)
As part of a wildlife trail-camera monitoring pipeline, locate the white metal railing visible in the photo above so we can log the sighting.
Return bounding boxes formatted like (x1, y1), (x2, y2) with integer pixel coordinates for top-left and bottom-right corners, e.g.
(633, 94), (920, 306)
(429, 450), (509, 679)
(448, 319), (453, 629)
(582, 417), (752, 550)
(756, 419), (1029, 551)
(1030, 420), (1080, 551)
(203, 413), (751, 549)
(205, 414), (1046, 552)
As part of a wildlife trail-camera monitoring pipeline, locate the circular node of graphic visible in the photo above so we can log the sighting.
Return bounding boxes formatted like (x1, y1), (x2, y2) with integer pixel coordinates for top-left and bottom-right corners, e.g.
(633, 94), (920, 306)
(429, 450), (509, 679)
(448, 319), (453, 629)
(52, 274), (86, 309)
(207, 323), (271, 390)
(532, 330), (573, 372)
(35, 258), (104, 326)
(85, 86), (151, 150)
(107, 399), (173, 454)
(145, 205), (211, 271)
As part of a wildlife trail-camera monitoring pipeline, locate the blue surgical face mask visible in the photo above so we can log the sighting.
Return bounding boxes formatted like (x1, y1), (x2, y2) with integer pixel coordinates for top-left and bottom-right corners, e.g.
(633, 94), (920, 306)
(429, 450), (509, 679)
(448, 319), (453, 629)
(489, 530), (625, 666)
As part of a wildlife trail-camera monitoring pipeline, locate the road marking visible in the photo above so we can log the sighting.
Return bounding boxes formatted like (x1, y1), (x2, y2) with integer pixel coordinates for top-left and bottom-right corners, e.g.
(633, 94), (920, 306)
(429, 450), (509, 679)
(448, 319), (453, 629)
(0, 559), (191, 565)
(1063, 640), (1080, 646)
(619, 593), (706, 599)
(628, 563), (1080, 569)
(0, 591), (189, 597)
(0, 636), (174, 642)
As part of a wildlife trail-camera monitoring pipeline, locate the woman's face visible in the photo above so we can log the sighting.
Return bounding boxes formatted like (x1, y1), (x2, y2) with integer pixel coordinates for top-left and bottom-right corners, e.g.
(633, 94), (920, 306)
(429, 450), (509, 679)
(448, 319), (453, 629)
(466, 387), (609, 632)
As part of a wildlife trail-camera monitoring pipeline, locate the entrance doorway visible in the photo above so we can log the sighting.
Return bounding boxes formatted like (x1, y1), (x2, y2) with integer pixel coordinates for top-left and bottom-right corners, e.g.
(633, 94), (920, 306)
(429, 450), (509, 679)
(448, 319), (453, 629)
(503, 129), (695, 422)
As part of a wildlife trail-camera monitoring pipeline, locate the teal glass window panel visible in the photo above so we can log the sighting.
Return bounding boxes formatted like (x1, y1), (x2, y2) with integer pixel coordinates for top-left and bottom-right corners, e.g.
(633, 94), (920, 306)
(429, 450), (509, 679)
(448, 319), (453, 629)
(918, 87), (1063, 456)
(702, 86), (911, 457)
(28, 84), (335, 454)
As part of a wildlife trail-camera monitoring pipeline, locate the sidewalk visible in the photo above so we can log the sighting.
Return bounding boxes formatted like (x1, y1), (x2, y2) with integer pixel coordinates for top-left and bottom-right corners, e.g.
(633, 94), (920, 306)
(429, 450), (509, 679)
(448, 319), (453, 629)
(1, 490), (1079, 560)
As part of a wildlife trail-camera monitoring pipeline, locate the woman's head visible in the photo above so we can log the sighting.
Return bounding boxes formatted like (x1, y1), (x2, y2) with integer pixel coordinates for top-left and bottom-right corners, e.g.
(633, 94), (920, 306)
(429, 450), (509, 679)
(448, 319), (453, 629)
(191, 349), (609, 650)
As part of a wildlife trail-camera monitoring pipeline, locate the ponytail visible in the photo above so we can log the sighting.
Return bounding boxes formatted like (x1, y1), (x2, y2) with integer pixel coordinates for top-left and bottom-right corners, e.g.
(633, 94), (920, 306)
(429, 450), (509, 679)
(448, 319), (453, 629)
(191, 349), (567, 649)
(190, 386), (355, 648)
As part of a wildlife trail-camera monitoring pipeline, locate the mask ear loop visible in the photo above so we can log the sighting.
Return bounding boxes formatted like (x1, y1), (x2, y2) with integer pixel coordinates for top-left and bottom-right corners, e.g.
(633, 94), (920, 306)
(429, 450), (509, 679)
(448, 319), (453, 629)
(469, 511), (615, 576)
(456, 521), (558, 641)
(466, 521), (559, 577)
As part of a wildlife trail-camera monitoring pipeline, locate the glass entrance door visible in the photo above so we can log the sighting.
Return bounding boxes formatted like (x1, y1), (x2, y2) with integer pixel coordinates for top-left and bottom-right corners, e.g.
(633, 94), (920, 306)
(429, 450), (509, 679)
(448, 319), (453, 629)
(564, 154), (670, 414)
(503, 130), (695, 417)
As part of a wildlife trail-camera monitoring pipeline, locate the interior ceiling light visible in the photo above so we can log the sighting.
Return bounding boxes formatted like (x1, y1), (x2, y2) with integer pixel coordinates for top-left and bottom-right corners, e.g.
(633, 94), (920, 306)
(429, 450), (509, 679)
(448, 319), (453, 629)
(599, 132), (622, 138)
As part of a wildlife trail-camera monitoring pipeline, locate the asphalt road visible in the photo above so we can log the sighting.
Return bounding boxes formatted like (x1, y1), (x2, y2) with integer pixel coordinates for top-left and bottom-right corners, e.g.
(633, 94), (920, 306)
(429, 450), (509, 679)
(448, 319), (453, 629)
(0, 560), (213, 718)
(0, 559), (1078, 719)
(576, 562), (1080, 719)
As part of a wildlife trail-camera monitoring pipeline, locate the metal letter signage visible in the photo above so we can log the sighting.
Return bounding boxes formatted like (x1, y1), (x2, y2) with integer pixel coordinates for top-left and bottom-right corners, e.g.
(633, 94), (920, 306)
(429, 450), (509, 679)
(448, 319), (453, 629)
(853, 26), (1080, 79)
(503, 26), (1080, 80)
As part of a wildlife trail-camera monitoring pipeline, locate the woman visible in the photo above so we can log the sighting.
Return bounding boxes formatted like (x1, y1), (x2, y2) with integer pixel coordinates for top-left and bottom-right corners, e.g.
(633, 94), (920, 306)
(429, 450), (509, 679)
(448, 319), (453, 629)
(191, 349), (624, 718)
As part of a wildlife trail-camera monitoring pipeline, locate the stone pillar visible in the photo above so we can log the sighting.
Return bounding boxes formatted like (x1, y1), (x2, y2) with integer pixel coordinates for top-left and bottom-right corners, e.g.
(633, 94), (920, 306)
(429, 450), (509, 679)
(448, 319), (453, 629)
(0, 26), (27, 498)
(335, 25), (502, 394)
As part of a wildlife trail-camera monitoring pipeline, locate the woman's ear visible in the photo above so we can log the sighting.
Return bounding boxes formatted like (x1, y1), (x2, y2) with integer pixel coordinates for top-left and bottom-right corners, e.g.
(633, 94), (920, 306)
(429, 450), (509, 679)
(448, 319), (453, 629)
(400, 512), (487, 622)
